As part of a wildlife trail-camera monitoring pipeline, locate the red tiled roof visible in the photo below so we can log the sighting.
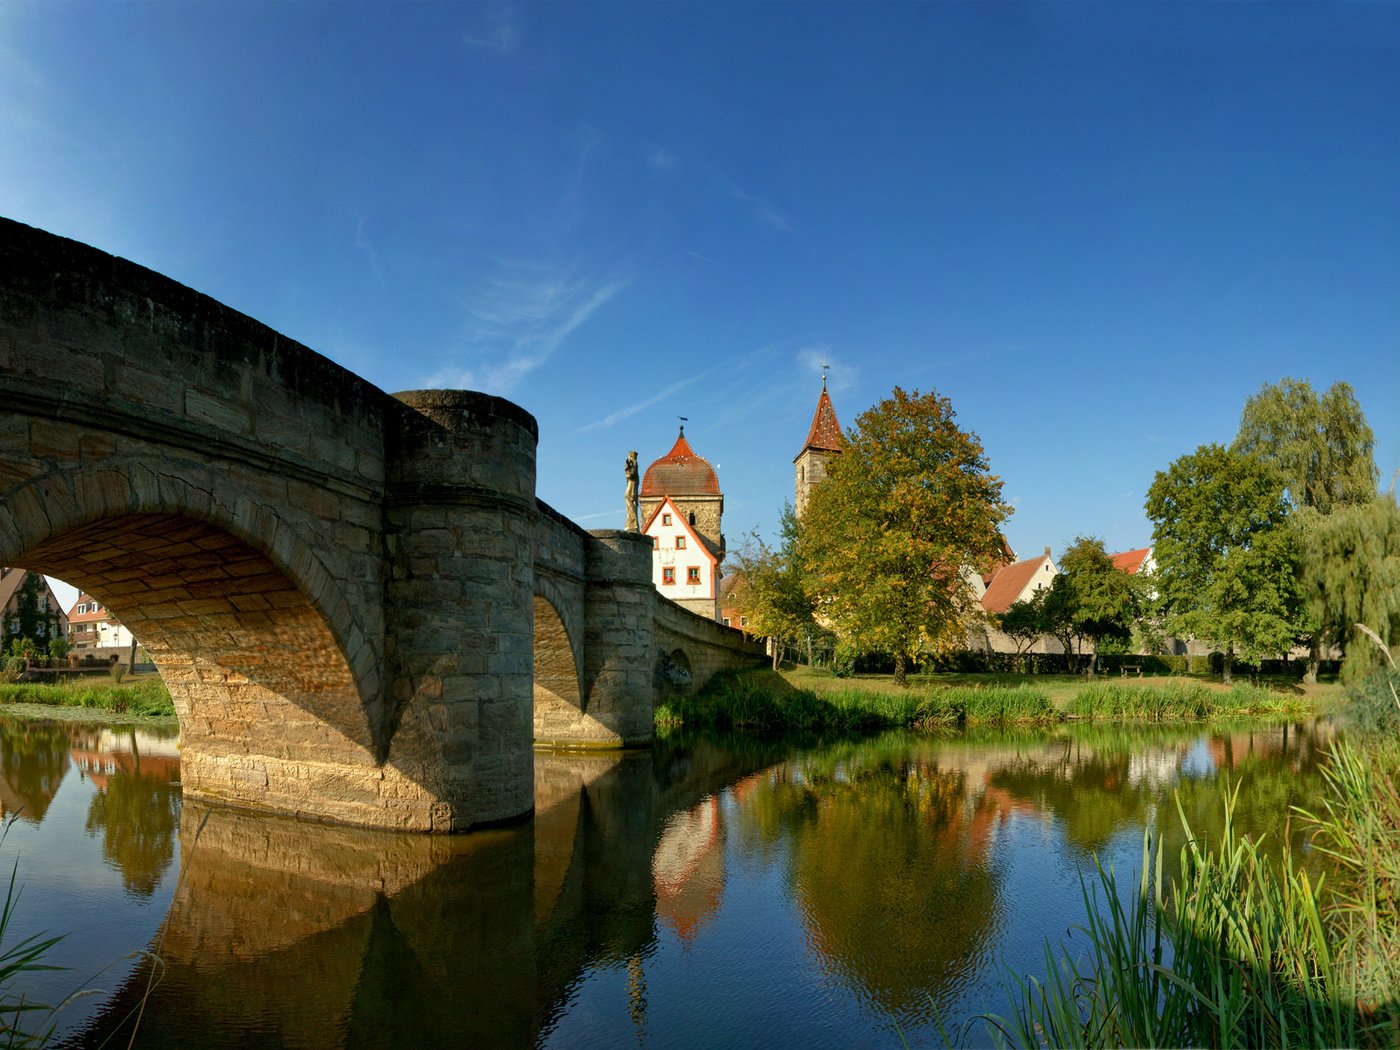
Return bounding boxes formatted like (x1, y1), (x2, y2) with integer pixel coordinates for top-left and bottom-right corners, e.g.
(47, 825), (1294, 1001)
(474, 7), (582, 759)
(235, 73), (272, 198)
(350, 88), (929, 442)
(795, 385), (843, 459)
(980, 556), (1051, 615)
(641, 431), (721, 497)
(1109, 548), (1151, 575)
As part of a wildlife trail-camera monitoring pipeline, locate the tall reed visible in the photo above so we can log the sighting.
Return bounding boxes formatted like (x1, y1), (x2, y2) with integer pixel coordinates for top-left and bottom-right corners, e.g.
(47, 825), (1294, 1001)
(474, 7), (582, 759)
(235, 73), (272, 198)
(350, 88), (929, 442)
(964, 771), (1398, 1048)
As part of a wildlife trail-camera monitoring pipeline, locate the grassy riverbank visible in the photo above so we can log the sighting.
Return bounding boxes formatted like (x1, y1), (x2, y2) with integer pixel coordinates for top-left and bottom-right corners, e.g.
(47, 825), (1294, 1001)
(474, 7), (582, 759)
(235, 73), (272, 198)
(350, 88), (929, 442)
(0, 674), (175, 719)
(657, 666), (1325, 733)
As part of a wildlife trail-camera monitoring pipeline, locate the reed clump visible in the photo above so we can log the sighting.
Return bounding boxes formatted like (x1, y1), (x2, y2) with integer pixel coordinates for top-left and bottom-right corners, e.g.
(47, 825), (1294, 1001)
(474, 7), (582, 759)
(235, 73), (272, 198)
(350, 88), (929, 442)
(1066, 679), (1307, 722)
(967, 781), (1396, 1048)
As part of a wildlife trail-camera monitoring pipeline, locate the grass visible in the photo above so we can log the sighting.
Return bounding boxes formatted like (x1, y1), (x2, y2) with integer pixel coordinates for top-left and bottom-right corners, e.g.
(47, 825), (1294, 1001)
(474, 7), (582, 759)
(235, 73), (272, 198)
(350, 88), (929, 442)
(658, 666), (1323, 735)
(0, 675), (174, 718)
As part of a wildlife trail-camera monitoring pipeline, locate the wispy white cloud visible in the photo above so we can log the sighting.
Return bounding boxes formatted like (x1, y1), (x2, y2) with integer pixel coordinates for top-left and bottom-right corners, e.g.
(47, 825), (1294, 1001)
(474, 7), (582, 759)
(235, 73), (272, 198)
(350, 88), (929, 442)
(425, 263), (628, 395)
(726, 179), (789, 232)
(798, 345), (860, 392)
(461, 3), (524, 54)
(577, 367), (720, 433)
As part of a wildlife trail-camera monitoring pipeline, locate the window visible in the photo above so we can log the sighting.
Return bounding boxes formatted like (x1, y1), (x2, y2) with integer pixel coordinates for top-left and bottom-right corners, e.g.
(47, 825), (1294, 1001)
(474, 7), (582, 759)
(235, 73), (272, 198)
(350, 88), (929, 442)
(688, 512), (696, 526)
(740, 616), (749, 627)
(662, 567), (676, 585)
(675, 536), (686, 550)
(653, 537), (659, 549)
(686, 566), (701, 585)
(76, 604), (87, 615)
(662, 513), (672, 525)
(723, 617), (731, 627)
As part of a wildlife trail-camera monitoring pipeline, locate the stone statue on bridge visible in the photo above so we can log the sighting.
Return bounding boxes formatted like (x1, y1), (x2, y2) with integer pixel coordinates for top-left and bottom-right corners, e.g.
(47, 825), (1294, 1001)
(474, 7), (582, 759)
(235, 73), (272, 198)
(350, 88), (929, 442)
(624, 450), (640, 531)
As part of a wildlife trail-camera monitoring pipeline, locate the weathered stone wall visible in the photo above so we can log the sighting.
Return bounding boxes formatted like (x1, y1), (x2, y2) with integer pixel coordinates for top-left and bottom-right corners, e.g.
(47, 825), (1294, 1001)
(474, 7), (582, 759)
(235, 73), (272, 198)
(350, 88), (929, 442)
(652, 595), (766, 701)
(384, 390), (539, 829)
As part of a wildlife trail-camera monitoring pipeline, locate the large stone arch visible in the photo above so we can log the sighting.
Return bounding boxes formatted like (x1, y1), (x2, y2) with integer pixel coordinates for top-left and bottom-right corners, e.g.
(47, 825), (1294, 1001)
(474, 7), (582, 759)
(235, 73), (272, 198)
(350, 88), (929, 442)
(0, 456), (443, 829)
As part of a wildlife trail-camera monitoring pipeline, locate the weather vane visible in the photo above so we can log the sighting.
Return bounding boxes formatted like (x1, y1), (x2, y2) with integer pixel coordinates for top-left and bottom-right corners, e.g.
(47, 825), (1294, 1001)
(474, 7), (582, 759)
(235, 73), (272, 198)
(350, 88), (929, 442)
(678, 415), (688, 435)
(822, 362), (829, 389)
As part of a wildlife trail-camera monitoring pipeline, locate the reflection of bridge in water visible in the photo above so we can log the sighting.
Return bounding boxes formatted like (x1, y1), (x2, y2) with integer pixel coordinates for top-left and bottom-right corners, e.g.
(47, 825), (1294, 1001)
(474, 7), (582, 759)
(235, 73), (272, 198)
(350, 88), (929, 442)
(65, 736), (787, 1048)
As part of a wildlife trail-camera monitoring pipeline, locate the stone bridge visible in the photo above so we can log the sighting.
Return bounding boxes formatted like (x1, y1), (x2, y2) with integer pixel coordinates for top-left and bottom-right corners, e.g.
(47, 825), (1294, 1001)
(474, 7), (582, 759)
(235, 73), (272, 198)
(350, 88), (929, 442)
(0, 218), (763, 832)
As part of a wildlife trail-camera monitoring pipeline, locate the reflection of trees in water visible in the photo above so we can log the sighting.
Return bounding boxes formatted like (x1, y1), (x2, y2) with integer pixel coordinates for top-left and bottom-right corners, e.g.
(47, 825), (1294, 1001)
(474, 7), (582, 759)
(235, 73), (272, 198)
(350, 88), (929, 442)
(736, 747), (1001, 1022)
(987, 720), (1334, 882)
(0, 718), (70, 823)
(85, 771), (179, 896)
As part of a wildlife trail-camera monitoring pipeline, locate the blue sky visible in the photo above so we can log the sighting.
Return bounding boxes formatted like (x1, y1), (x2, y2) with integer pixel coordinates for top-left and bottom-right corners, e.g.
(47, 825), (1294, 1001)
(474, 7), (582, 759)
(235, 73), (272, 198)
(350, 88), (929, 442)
(3, 2), (1398, 613)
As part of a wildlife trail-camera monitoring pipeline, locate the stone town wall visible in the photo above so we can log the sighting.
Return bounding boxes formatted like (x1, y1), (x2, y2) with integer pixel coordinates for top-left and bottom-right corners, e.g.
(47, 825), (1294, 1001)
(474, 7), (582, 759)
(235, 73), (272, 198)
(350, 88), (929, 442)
(652, 595), (765, 700)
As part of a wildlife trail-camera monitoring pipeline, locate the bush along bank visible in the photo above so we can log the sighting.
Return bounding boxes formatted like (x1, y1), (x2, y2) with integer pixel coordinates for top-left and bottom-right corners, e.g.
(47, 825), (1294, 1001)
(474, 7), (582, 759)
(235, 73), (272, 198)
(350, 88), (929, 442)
(658, 671), (1058, 733)
(657, 670), (1315, 734)
(0, 679), (175, 718)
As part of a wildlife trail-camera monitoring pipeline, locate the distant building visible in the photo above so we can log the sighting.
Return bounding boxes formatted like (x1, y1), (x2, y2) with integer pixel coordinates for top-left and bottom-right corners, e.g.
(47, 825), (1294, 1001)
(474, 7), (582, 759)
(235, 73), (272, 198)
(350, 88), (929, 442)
(1108, 547), (1155, 577)
(969, 548), (1063, 655)
(794, 376), (843, 517)
(67, 592), (137, 651)
(640, 426), (725, 620)
(0, 567), (68, 651)
(643, 495), (722, 620)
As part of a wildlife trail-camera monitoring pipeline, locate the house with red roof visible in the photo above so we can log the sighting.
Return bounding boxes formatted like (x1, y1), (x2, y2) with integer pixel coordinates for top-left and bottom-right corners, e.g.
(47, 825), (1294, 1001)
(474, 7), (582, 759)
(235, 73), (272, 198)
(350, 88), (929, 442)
(639, 426), (725, 619)
(1108, 547), (1155, 577)
(642, 495), (723, 620)
(968, 549), (1065, 654)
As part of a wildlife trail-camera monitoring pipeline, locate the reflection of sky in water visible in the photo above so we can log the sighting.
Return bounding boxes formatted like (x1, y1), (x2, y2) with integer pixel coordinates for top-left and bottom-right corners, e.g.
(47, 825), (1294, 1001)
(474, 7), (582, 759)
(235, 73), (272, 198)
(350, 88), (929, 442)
(1180, 735), (1218, 778)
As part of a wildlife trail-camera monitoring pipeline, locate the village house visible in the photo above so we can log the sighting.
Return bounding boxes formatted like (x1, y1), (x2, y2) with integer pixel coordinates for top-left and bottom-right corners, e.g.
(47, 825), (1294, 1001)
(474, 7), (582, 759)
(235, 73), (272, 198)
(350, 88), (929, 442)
(640, 426), (725, 620)
(0, 567), (68, 653)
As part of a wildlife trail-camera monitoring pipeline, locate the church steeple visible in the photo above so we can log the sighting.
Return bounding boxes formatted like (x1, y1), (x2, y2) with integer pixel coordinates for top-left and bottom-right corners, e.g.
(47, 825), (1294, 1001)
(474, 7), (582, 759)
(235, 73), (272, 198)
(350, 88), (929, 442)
(794, 375), (843, 517)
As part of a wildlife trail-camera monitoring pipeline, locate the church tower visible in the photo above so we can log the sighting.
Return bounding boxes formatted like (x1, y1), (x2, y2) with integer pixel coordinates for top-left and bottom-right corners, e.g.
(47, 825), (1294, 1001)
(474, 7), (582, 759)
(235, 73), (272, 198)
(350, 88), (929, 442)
(794, 375), (842, 517)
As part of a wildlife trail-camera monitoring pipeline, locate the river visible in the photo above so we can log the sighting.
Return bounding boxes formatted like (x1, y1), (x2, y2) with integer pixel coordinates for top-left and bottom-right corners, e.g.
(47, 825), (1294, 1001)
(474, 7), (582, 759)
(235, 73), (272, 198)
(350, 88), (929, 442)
(0, 714), (1336, 1048)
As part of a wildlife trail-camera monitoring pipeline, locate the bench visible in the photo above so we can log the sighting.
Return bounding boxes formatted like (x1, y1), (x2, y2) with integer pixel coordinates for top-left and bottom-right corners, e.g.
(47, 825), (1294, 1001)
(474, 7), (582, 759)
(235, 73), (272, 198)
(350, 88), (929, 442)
(1121, 664), (1143, 677)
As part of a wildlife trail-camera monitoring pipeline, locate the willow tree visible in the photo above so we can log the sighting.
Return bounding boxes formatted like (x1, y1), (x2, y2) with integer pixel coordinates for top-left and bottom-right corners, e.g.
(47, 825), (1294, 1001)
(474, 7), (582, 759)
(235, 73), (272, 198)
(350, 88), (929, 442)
(1146, 443), (1300, 683)
(799, 387), (1010, 686)
(1233, 377), (1377, 514)
(1299, 490), (1400, 680)
(1232, 377), (1379, 680)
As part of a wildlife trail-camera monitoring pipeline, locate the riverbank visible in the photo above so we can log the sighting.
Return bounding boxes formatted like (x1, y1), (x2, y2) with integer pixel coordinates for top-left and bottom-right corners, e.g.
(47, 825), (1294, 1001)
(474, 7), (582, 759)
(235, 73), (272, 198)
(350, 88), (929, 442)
(0, 673), (175, 721)
(658, 666), (1330, 733)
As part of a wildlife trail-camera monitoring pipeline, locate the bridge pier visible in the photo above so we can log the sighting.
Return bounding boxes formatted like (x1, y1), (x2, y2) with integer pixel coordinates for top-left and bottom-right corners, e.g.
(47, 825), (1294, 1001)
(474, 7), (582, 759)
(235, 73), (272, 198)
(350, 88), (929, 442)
(383, 391), (539, 829)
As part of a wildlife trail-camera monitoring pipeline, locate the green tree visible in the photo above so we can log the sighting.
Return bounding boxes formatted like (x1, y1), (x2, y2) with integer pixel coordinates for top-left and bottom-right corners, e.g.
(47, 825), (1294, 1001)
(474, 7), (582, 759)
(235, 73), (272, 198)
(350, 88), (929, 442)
(1233, 377), (1378, 514)
(1145, 444), (1300, 683)
(799, 387), (1010, 686)
(1233, 377), (1380, 680)
(998, 591), (1047, 663)
(1299, 491), (1400, 681)
(1056, 536), (1138, 675)
(730, 504), (818, 670)
(3, 572), (58, 653)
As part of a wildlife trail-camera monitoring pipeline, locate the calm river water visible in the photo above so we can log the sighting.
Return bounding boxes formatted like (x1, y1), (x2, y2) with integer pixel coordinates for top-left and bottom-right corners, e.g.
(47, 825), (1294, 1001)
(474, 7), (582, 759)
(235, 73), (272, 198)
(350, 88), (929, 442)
(0, 714), (1336, 1048)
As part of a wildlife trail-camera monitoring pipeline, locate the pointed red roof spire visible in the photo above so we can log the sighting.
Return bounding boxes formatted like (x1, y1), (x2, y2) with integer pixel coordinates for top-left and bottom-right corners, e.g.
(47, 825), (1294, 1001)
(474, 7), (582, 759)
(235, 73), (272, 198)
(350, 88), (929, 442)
(796, 382), (843, 460)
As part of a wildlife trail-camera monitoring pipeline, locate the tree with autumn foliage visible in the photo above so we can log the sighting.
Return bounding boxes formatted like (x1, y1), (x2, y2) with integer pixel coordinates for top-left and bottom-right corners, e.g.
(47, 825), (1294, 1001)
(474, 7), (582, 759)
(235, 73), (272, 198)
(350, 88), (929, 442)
(798, 387), (1011, 686)
(729, 504), (820, 669)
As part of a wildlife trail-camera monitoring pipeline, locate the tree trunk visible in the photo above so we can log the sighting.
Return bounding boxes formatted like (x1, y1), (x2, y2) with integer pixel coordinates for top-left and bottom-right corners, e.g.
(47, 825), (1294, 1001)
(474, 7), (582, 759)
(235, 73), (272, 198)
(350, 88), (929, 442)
(893, 651), (907, 688)
(1222, 644), (1234, 685)
(1304, 637), (1320, 685)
